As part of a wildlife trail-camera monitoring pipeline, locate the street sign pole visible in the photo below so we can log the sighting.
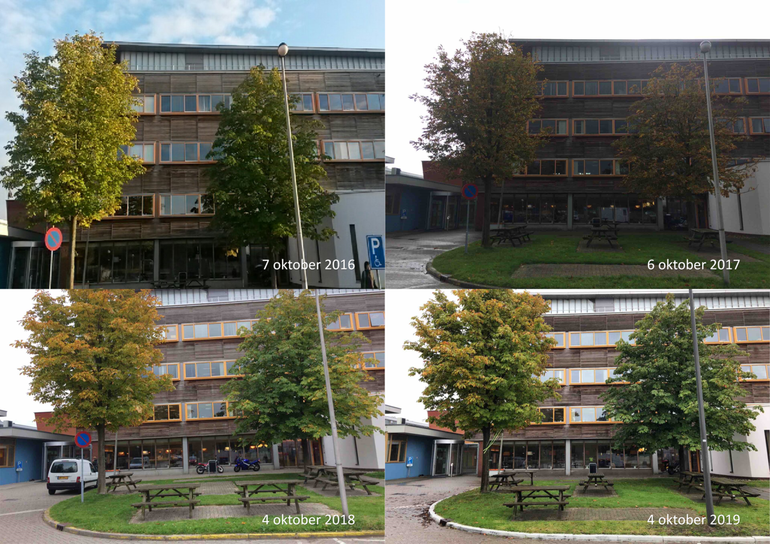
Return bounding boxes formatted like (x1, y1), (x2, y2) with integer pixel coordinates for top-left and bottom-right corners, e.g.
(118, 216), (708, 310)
(465, 199), (470, 254)
(49, 250), (54, 290)
(461, 184), (478, 253)
(81, 446), (84, 503)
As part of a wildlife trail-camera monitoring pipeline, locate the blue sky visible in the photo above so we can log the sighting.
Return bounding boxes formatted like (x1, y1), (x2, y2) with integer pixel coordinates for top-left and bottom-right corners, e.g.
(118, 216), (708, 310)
(0, 0), (384, 215)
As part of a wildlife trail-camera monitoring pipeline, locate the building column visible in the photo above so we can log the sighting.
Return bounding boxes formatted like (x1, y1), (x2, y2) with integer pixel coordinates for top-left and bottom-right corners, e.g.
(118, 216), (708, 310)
(567, 194), (573, 230)
(652, 451), (659, 474)
(240, 246), (248, 287)
(657, 199), (665, 231)
(565, 439), (571, 476)
(272, 444), (281, 470)
(182, 437), (189, 474)
(153, 240), (160, 282)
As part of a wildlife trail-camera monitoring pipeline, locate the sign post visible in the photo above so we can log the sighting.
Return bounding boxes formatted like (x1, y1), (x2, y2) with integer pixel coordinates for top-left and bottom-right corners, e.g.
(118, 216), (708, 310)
(461, 184), (478, 254)
(366, 235), (384, 288)
(75, 431), (91, 503)
(44, 227), (62, 289)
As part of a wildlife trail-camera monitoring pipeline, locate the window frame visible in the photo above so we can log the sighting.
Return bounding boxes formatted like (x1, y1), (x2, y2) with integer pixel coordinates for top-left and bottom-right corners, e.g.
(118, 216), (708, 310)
(569, 406), (614, 424)
(713, 78), (743, 95)
(160, 325), (178, 342)
(732, 326), (770, 344)
(361, 351), (385, 370)
(386, 435), (407, 463)
(540, 369), (566, 385)
(119, 142), (156, 164)
(106, 194), (156, 219)
(159, 142), (216, 164)
(152, 363), (181, 382)
(290, 92), (316, 113)
(159, 193), (215, 216)
(744, 77), (770, 95)
(536, 406), (567, 424)
(355, 311), (385, 331)
(327, 313), (355, 332)
(545, 332), (566, 349)
(146, 403), (182, 423)
(132, 94), (156, 115)
(184, 401), (237, 421)
(514, 159), (569, 177)
(180, 320), (258, 341)
(321, 140), (386, 162)
(527, 119), (569, 136)
(568, 330), (635, 348)
(536, 81), (569, 98)
(159, 93), (232, 114)
(572, 119), (631, 136)
(740, 364), (770, 382)
(572, 79), (649, 97)
(572, 159), (628, 177)
(183, 360), (242, 380)
(748, 117), (770, 135)
(568, 367), (618, 385)
(317, 92), (386, 112)
(703, 327), (733, 344)
(0, 444), (14, 468)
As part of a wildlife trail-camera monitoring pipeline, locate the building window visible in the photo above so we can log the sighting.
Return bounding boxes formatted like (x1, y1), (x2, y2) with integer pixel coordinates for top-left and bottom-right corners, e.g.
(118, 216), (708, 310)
(327, 313), (355, 331)
(119, 143), (155, 163)
(181, 320), (257, 341)
(147, 404), (181, 422)
(536, 81), (569, 97)
(573, 119), (635, 136)
(387, 436), (407, 463)
(545, 332), (566, 348)
(74, 241), (155, 284)
(745, 77), (770, 95)
(159, 142), (214, 163)
(109, 194), (155, 218)
(749, 118), (770, 135)
(158, 240), (241, 281)
(322, 140), (385, 161)
(713, 78), (743, 95)
(569, 330), (635, 348)
(717, 118), (746, 134)
(185, 401), (236, 420)
(160, 325), (178, 342)
(318, 93), (385, 112)
(569, 368), (618, 385)
(355, 311), (384, 330)
(573, 159), (628, 176)
(159, 94), (231, 113)
(132, 94), (156, 114)
(152, 363), (180, 380)
(570, 406), (613, 423)
(184, 360), (241, 379)
(740, 364), (769, 381)
(159, 194), (215, 216)
(528, 119), (568, 135)
(703, 327), (733, 344)
(516, 159), (568, 176)
(573, 79), (648, 96)
(290, 93), (315, 112)
(733, 326), (770, 343)
(385, 193), (400, 215)
(537, 407), (566, 424)
(539, 369), (565, 384)
(0, 444), (13, 468)
(361, 351), (385, 368)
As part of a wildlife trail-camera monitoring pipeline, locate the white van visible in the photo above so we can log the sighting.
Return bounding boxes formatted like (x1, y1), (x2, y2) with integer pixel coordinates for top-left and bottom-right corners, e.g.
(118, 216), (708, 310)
(47, 459), (98, 495)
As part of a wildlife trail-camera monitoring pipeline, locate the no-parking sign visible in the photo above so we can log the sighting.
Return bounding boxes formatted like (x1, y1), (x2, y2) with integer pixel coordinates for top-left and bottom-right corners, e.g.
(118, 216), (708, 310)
(45, 227), (63, 252)
(462, 184), (478, 200)
(75, 431), (91, 448)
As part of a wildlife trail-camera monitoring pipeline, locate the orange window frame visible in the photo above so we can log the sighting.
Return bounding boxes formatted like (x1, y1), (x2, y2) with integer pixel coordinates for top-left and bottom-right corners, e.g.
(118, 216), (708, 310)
(744, 77), (770, 95)
(133, 94), (156, 115)
(183, 360), (242, 380)
(146, 403), (182, 423)
(355, 311), (385, 330)
(159, 142), (215, 164)
(572, 119), (629, 136)
(527, 119), (569, 136)
(713, 78), (743, 95)
(180, 320), (257, 341)
(536, 80), (569, 98)
(573, 159), (627, 177)
(317, 92), (385, 113)
(327, 313), (355, 331)
(568, 367), (616, 385)
(748, 118), (770, 135)
(321, 140), (386, 162)
(360, 351), (385, 369)
(159, 194), (215, 217)
(568, 330), (635, 348)
(540, 369), (566, 384)
(290, 92), (316, 113)
(386, 436), (407, 463)
(152, 363), (181, 382)
(106, 194), (156, 219)
(703, 327), (733, 344)
(185, 401), (236, 421)
(535, 406), (566, 424)
(119, 142), (156, 164)
(546, 332), (566, 349)
(569, 406), (614, 424)
(514, 159), (568, 176)
(160, 325), (178, 342)
(740, 364), (769, 382)
(733, 326), (770, 344)
(158, 94), (231, 114)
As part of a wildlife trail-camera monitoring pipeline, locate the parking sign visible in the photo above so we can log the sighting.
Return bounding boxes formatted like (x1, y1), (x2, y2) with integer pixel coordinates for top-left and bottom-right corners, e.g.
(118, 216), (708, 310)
(366, 235), (384, 270)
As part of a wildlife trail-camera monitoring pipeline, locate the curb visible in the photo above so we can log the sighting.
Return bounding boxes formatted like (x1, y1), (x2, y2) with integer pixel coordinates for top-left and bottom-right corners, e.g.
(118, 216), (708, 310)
(426, 260), (503, 289)
(43, 509), (384, 541)
(428, 496), (770, 543)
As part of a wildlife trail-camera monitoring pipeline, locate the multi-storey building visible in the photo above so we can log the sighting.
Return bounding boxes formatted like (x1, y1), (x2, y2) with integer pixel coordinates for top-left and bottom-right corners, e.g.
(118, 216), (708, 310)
(88, 289), (385, 475)
(4, 42), (385, 288)
(463, 290), (770, 479)
(457, 39), (769, 234)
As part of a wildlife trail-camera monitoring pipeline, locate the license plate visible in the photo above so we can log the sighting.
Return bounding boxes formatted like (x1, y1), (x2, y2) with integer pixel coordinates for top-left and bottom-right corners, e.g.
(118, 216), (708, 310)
(57, 476), (68, 480)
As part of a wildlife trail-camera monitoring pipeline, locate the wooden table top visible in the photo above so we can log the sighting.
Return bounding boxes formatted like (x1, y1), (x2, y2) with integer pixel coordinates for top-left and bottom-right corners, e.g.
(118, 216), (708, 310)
(586, 473), (606, 478)
(234, 480), (297, 487)
(711, 477), (749, 486)
(107, 472), (134, 479)
(513, 485), (570, 492)
(691, 228), (718, 234)
(681, 471), (702, 477)
(135, 483), (200, 491)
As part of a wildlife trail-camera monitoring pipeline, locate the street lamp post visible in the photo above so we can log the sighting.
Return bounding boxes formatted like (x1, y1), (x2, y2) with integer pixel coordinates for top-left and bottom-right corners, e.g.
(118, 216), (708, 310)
(277, 42), (309, 289)
(699, 40), (730, 286)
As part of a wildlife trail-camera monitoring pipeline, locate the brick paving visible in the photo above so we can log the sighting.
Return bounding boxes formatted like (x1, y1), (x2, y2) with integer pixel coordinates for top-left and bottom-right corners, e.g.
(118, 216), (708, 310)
(129, 502), (337, 524)
(512, 507), (699, 522)
(512, 263), (717, 278)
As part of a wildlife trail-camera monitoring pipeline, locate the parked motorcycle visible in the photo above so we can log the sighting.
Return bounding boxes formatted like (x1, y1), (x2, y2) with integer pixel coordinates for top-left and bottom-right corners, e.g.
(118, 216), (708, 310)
(195, 461), (224, 474)
(233, 456), (261, 472)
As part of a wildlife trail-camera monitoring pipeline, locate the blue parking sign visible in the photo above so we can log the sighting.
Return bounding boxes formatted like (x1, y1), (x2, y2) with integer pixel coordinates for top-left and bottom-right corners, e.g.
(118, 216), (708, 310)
(366, 235), (384, 270)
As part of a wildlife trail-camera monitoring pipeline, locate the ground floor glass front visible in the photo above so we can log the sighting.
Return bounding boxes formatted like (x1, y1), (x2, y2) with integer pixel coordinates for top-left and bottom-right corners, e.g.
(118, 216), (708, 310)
(487, 440), (651, 470)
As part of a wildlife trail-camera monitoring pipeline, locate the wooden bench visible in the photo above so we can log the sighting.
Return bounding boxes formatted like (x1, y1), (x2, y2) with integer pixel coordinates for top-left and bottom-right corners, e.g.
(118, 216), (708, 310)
(504, 500), (569, 513)
(316, 477), (356, 492)
(690, 485), (734, 502)
(131, 499), (200, 520)
(490, 478), (524, 491)
(238, 495), (310, 514)
(357, 476), (380, 495)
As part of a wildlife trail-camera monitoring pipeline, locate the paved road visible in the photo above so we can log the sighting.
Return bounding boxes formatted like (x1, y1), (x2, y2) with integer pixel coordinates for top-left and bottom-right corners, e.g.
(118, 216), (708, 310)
(385, 230), (481, 289)
(0, 480), (382, 544)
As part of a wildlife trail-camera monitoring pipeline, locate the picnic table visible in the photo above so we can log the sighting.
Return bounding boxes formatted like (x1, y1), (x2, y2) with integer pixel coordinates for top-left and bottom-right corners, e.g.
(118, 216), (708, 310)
(106, 472), (142, 493)
(490, 225), (533, 246)
(131, 483), (201, 520)
(579, 473), (614, 492)
(678, 471), (704, 492)
(307, 466), (378, 495)
(503, 485), (570, 518)
(489, 472), (524, 491)
(586, 226), (618, 248)
(704, 477), (761, 506)
(686, 228), (732, 251)
(234, 480), (309, 514)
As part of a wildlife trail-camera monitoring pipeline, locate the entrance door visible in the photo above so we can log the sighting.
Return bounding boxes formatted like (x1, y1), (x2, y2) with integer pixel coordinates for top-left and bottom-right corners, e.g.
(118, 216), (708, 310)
(462, 444), (478, 474)
(446, 199), (457, 230)
(434, 444), (450, 476)
(45, 445), (62, 475)
(428, 199), (444, 230)
(10, 244), (60, 288)
(450, 443), (461, 476)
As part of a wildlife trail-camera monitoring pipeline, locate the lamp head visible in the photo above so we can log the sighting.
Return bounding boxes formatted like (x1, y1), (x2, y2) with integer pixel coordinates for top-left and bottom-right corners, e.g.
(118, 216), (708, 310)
(699, 41), (711, 54)
(277, 43), (289, 57)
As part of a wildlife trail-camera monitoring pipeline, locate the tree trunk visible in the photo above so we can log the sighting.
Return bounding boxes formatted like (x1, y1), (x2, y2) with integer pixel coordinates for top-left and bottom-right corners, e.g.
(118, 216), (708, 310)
(480, 426), (491, 493)
(481, 177), (492, 247)
(271, 248), (278, 289)
(301, 438), (311, 471)
(68, 217), (78, 289)
(97, 424), (106, 495)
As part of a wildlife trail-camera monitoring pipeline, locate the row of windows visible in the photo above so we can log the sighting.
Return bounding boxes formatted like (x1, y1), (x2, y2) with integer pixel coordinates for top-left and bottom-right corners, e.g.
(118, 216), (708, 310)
(146, 401), (241, 422)
(490, 194), (658, 226)
(535, 77), (770, 98)
(515, 158), (632, 177)
(108, 194), (214, 218)
(536, 406), (616, 424)
(527, 117), (767, 136)
(545, 326), (766, 349)
(121, 140), (387, 164)
(131, 92), (386, 115)
(160, 311), (385, 342)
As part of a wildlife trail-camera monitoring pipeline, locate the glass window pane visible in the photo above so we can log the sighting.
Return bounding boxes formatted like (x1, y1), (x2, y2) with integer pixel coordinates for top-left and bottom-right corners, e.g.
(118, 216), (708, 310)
(208, 323), (222, 337)
(595, 332), (607, 345)
(570, 332), (580, 345)
(586, 160), (600, 175)
(198, 403), (213, 419)
(557, 120), (567, 134)
(211, 362), (224, 376)
(753, 366), (767, 379)
(185, 95), (197, 111)
(169, 405), (180, 420)
(580, 332), (594, 346)
(748, 327), (762, 341)
(186, 194), (199, 214)
(599, 81), (612, 94)
(367, 93), (381, 110)
(319, 94), (329, 111)
(226, 361), (238, 375)
(358, 313), (370, 328)
(348, 142), (361, 160)
(583, 408), (596, 422)
(574, 82), (585, 95)
(211, 95), (223, 110)
(340, 315), (352, 328)
(334, 142), (349, 160)
(572, 408), (581, 422)
(614, 81), (627, 95)
(187, 404), (198, 419)
(609, 331), (621, 344)
(374, 141), (385, 158)
(370, 312), (385, 327)
(600, 160), (613, 175)
(171, 95), (184, 112)
(154, 405), (168, 421)
(194, 324), (208, 338)
(585, 81), (598, 95)
(143, 144), (154, 162)
(214, 402), (227, 417)
(224, 322), (237, 336)
(330, 94), (342, 110)
(595, 369), (607, 383)
(600, 120), (613, 134)
(161, 95), (171, 112)
(303, 94), (313, 111)
(199, 143), (212, 160)
(185, 143), (198, 161)
(171, 195), (185, 215)
(361, 141), (375, 159)
(586, 120), (599, 134)
(199, 95), (211, 112)
(571, 369), (580, 383)
(557, 82), (567, 95)
(355, 94), (367, 110)
(196, 362), (211, 377)
(171, 143), (184, 161)
(583, 369), (595, 383)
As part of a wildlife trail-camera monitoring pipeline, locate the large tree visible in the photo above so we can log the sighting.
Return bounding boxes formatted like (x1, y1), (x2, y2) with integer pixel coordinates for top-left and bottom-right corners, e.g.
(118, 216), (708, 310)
(602, 294), (762, 466)
(15, 290), (173, 494)
(1, 33), (145, 288)
(207, 67), (339, 288)
(405, 289), (560, 492)
(613, 62), (757, 225)
(222, 290), (382, 469)
(411, 33), (545, 247)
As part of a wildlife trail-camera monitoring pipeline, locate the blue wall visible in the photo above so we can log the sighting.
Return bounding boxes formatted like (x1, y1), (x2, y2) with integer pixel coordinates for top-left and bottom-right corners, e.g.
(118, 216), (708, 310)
(386, 187), (431, 233)
(385, 435), (434, 480)
(0, 439), (44, 485)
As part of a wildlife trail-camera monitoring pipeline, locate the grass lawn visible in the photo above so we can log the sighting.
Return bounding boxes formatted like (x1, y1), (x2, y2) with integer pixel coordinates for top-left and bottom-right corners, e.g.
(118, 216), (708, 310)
(430, 232), (770, 288)
(49, 473), (383, 535)
(434, 479), (769, 537)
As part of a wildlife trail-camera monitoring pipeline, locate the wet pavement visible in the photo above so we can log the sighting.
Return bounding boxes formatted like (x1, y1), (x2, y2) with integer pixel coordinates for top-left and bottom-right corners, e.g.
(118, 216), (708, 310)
(385, 230), (481, 289)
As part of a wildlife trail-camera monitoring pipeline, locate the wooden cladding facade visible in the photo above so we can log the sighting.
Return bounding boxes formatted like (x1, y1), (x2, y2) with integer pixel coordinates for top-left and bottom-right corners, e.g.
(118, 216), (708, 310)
(470, 307), (769, 442)
(102, 292), (384, 442)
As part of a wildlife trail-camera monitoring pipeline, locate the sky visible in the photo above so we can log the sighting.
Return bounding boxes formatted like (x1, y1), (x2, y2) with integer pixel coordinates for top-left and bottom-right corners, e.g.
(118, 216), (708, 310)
(385, 0), (770, 176)
(0, 0), (385, 215)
